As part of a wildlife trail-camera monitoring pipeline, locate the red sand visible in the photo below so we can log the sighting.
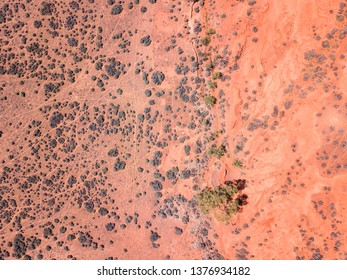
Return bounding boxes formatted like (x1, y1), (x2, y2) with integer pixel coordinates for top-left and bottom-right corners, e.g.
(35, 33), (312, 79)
(203, 0), (347, 259)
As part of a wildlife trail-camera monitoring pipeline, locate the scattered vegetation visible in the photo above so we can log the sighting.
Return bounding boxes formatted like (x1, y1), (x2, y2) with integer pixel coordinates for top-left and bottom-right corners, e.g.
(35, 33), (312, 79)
(3, 0), (334, 261)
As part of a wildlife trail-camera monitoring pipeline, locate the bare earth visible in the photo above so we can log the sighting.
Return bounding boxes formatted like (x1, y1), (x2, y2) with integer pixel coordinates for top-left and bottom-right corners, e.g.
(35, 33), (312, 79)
(0, 0), (346, 260)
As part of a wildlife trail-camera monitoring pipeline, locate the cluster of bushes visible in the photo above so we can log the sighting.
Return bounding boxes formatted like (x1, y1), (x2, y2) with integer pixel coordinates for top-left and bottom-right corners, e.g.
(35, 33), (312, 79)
(201, 29), (216, 45)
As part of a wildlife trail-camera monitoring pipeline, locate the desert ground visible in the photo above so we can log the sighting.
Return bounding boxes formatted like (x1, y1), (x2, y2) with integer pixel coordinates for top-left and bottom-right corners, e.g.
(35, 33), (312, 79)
(0, 0), (346, 260)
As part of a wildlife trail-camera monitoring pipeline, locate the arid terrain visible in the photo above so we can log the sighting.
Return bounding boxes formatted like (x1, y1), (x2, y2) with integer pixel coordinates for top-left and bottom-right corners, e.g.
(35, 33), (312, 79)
(0, 0), (346, 260)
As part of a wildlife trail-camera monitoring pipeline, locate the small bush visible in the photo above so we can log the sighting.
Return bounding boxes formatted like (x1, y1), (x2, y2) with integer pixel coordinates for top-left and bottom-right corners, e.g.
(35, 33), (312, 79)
(209, 130), (223, 141)
(204, 94), (217, 106)
(233, 159), (243, 168)
(207, 28), (216, 35)
(195, 184), (241, 222)
(200, 36), (211, 46)
(207, 145), (226, 159)
(212, 72), (222, 80)
(208, 80), (217, 89)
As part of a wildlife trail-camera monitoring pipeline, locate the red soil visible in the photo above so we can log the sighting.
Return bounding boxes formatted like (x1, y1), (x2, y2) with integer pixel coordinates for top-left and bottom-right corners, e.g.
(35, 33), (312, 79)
(204, 0), (347, 259)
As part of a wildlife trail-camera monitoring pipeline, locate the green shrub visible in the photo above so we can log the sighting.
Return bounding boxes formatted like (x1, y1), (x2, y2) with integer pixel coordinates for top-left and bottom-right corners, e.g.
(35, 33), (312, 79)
(206, 62), (215, 70)
(215, 201), (239, 222)
(207, 145), (226, 159)
(212, 72), (222, 80)
(209, 130), (223, 141)
(233, 159), (243, 168)
(200, 36), (211, 46)
(204, 94), (217, 106)
(207, 28), (216, 35)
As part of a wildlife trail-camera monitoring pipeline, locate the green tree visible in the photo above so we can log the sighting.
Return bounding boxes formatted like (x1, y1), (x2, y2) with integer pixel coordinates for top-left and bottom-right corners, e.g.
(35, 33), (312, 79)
(195, 184), (241, 222)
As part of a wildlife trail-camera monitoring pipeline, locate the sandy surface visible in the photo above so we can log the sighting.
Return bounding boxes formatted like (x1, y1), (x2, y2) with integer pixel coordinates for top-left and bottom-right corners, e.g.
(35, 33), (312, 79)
(203, 0), (347, 259)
